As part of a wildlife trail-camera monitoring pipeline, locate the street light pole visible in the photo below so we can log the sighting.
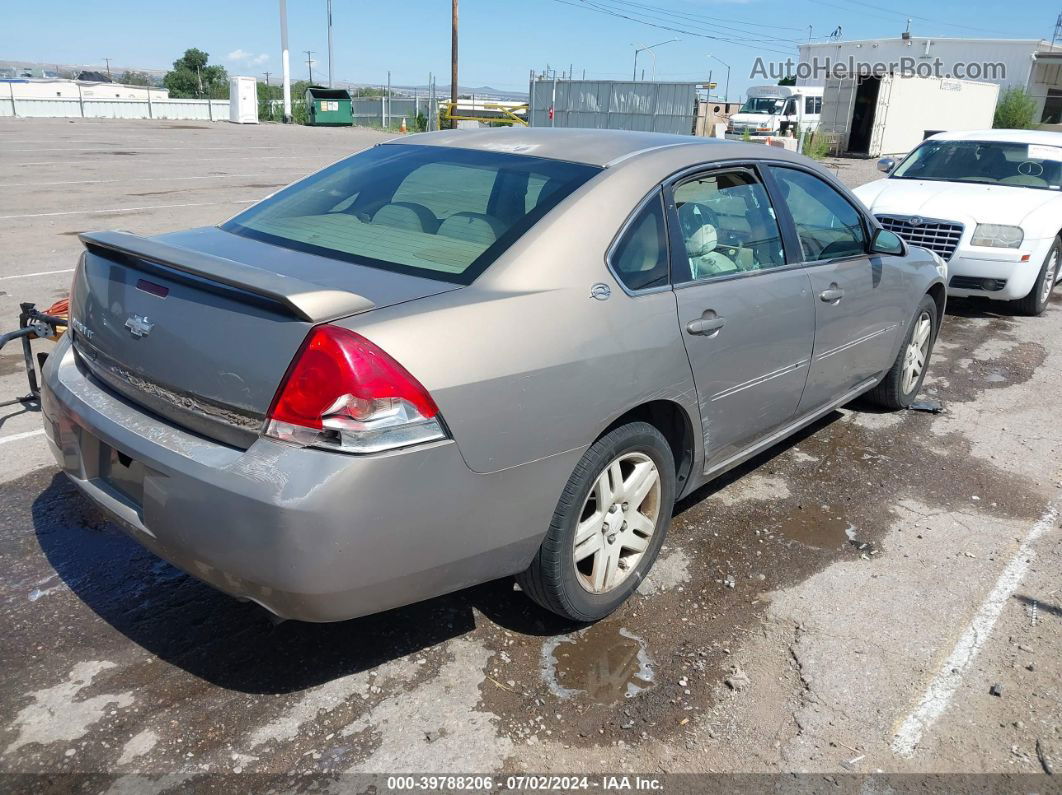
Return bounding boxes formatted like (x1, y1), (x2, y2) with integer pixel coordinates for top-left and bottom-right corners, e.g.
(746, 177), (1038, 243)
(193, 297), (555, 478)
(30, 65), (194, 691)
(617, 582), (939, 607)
(326, 0), (335, 88)
(279, 0), (292, 122)
(632, 39), (679, 82)
(709, 54), (731, 104)
(451, 0), (459, 129)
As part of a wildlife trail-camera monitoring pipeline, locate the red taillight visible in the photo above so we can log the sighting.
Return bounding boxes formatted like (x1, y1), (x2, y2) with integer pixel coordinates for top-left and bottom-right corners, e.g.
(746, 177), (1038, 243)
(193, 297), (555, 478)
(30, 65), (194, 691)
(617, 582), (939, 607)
(265, 325), (444, 453)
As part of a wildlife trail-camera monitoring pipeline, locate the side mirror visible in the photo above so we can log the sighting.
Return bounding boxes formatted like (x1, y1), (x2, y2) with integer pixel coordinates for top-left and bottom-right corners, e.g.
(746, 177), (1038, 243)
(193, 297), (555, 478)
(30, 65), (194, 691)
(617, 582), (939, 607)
(877, 156), (897, 174)
(870, 227), (905, 256)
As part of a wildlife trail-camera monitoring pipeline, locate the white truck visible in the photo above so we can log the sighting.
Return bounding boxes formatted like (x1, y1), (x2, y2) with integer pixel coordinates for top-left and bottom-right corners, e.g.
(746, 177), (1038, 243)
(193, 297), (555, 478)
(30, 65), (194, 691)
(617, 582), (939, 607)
(727, 85), (824, 137)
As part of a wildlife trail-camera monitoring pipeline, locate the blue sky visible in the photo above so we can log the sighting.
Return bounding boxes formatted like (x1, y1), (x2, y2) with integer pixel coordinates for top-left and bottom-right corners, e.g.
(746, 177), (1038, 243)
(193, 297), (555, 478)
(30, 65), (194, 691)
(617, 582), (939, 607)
(2, 0), (1056, 97)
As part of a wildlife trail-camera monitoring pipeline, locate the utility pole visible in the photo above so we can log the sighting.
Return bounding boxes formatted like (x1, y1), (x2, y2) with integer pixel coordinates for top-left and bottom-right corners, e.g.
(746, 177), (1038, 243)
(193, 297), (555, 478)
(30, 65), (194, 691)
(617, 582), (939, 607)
(305, 50), (315, 84)
(326, 0), (335, 87)
(451, 0), (459, 129)
(279, 0), (292, 122)
(102, 57), (112, 81)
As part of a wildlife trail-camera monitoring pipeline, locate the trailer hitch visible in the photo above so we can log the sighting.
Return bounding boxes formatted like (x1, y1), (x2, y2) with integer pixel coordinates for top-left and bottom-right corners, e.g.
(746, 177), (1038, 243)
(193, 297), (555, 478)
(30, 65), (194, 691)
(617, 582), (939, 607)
(0, 302), (67, 409)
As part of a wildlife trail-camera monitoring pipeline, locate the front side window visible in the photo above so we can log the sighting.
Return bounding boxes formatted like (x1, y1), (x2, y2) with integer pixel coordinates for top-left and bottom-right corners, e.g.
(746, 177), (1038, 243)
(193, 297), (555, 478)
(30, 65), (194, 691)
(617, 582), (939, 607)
(673, 170), (785, 281)
(769, 167), (867, 261)
(223, 144), (600, 284)
(609, 192), (670, 292)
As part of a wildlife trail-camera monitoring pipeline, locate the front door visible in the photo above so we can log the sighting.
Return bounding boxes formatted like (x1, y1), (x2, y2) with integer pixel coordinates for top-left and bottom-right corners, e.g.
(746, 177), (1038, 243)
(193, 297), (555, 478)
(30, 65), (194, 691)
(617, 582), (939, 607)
(765, 165), (907, 414)
(666, 166), (815, 471)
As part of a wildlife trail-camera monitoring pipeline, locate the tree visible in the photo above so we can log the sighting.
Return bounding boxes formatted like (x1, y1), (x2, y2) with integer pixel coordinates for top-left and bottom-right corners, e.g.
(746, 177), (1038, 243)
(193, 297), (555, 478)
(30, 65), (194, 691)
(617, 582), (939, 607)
(778, 76), (796, 86)
(993, 86), (1037, 129)
(120, 70), (153, 86)
(163, 48), (228, 99)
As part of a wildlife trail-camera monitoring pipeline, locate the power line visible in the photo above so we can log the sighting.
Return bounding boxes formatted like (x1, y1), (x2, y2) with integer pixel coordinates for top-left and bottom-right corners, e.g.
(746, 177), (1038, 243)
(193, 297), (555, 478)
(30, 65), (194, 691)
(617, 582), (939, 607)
(551, 0), (800, 56)
(805, 0), (1040, 38)
(600, 0), (805, 33)
(583, 0), (806, 44)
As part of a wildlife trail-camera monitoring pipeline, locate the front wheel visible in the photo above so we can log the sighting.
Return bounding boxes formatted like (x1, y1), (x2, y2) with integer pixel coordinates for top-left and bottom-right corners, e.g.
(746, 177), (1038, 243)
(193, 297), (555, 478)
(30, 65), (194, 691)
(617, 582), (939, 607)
(517, 422), (675, 622)
(865, 293), (938, 410)
(1015, 237), (1060, 317)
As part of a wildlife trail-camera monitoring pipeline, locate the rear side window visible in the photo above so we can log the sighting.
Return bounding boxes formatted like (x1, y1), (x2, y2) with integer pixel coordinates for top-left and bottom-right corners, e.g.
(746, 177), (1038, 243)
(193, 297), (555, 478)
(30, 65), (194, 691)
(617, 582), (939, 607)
(609, 192), (669, 292)
(769, 167), (866, 261)
(223, 144), (600, 284)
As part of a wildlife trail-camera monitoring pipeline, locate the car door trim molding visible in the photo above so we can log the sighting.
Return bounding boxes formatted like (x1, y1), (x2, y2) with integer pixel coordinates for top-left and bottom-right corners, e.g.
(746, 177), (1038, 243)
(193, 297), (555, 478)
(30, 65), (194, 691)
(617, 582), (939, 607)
(815, 324), (898, 361)
(704, 375), (879, 478)
(709, 359), (810, 402)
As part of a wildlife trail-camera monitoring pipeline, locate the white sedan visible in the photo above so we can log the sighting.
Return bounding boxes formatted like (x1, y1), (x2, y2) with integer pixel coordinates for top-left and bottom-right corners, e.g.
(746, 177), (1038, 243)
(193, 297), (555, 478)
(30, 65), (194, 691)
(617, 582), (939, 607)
(854, 129), (1062, 315)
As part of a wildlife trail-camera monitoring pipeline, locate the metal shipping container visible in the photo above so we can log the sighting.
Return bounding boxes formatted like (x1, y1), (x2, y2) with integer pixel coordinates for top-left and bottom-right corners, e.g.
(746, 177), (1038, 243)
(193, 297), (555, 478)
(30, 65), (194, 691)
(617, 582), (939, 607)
(818, 74), (1000, 157)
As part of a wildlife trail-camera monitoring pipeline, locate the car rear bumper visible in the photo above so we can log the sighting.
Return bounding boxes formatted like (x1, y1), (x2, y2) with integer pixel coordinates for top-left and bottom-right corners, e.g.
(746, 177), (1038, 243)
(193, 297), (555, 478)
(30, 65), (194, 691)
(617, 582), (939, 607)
(40, 335), (574, 622)
(946, 237), (1055, 301)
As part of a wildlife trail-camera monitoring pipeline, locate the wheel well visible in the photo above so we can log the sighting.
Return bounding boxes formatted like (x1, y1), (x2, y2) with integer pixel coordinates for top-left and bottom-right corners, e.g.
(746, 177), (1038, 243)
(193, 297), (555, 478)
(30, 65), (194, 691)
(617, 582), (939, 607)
(927, 282), (946, 322)
(601, 401), (695, 494)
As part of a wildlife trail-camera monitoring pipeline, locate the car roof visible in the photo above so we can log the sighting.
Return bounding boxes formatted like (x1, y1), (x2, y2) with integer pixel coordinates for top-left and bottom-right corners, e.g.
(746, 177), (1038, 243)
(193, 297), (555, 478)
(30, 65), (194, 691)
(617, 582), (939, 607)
(387, 127), (807, 169)
(928, 128), (1062, 146)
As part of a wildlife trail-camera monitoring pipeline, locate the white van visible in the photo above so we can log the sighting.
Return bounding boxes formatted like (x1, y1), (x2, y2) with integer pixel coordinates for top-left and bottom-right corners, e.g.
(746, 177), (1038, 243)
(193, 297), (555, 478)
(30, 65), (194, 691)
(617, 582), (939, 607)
(728, 85), (823, 137)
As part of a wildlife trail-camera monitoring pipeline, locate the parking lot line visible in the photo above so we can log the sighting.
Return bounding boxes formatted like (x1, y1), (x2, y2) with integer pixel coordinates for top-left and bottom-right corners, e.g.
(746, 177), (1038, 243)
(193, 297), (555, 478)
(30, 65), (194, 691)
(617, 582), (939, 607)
(0, 268), (75, 281)
(0, 199), (257, 220)
(9, 155), (334, 167)
(891, 501), (1060, 758)
(0, 429), (44, 446)
(6, 145), (282, 153)
(0, 172), (303, 188)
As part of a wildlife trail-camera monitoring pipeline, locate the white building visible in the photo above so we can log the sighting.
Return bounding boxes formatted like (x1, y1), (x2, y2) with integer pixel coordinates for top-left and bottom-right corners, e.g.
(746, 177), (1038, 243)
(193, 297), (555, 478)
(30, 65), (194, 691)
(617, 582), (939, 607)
(797, 37), (1062, 126)
(3, 78), (168, 101)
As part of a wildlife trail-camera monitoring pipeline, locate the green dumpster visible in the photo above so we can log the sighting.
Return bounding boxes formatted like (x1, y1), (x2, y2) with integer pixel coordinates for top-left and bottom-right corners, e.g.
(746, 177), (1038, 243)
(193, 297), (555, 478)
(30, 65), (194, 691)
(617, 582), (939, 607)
(305, 86), (353, 126)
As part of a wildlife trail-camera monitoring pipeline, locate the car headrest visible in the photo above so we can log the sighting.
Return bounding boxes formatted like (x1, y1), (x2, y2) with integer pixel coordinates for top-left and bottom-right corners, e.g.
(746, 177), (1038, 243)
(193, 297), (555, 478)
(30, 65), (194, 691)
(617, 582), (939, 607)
(372, 202), (437, 233)
(437, 212), (505, 246)
(687, 224), (719, 258)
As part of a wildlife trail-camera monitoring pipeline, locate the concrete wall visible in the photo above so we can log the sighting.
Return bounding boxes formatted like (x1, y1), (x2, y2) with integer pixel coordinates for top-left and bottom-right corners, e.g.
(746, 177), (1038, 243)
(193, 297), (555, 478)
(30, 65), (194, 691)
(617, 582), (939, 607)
(1, 78), (168, 100)
(0, 94), (229, 121)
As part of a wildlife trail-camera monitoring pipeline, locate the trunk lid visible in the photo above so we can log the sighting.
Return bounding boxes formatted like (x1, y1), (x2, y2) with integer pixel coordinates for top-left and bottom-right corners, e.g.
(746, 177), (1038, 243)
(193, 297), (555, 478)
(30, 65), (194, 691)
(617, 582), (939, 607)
(71, 226), (460, 448)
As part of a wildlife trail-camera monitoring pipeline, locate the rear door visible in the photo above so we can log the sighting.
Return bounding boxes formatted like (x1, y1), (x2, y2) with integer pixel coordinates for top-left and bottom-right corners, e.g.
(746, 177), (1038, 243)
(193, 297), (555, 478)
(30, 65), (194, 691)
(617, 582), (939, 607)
(765, 165), (907, 414)
(665, 164), (815, 471)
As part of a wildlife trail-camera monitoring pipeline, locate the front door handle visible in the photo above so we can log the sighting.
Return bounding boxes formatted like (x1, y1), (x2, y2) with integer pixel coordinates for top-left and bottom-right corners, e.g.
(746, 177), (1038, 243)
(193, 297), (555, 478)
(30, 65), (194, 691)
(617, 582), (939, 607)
(819, 285), (844, 303)
(686, 314), (727, 336)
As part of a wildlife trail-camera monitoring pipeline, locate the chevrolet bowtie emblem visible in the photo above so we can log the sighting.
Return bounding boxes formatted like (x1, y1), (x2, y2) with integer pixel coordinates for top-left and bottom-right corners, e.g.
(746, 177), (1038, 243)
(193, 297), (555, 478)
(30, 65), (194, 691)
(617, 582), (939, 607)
(125, 314), (155, 338)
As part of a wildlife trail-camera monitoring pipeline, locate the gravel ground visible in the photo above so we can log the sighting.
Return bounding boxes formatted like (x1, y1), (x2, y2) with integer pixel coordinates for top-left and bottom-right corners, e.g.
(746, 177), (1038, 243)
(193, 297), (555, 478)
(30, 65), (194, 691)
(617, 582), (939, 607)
(0, 120), (1059, 789)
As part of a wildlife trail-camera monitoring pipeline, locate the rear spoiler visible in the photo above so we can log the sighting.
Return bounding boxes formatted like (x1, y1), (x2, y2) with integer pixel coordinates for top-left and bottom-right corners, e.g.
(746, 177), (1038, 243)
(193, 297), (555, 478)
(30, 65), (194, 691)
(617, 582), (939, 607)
(78, 230), (375, 323)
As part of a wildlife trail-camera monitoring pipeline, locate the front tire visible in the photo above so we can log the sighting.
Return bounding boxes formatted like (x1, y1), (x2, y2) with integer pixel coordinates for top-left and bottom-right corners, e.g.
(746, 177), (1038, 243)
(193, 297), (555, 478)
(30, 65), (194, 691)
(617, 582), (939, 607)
(1015, 237), (1060, 317)
(517, 422), (675, 622)
(866, 293), (938, 410)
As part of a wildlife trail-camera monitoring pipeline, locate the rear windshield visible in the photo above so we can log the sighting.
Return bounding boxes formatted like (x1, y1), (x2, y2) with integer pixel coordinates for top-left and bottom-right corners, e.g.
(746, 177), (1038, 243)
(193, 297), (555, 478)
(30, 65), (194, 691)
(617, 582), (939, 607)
(222, 143), (601, 284)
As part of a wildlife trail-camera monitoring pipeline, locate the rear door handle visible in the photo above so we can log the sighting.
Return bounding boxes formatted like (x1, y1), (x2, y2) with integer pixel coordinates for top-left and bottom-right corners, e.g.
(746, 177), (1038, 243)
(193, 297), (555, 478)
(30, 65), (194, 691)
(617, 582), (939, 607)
(819, 286), (844, 303)
(686, 315), (727, 336)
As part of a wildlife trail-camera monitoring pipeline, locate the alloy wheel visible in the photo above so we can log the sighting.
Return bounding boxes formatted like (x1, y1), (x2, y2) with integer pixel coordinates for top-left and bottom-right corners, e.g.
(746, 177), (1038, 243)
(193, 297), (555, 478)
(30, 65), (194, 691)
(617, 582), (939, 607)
(901, 311), (932, 395)
(1041, 250), (1058, 306)
(573, 452), (661, 594)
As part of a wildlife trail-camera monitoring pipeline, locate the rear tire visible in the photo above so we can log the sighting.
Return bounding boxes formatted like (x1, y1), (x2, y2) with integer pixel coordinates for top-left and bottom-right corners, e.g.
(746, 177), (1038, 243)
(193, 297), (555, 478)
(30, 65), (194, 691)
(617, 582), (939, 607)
(517, 422), (675, 622)
(1014, 237), (1060, 317)
(865, 293), (938, 410)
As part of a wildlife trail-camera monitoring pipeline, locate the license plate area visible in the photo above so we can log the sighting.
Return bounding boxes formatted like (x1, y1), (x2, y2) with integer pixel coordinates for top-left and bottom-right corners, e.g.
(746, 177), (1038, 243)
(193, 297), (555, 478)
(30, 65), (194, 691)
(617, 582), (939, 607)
(101, 444), (145, 508)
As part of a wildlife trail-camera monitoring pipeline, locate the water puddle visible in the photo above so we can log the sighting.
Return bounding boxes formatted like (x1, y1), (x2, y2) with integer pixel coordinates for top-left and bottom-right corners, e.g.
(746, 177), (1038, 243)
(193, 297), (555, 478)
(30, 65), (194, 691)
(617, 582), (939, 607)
(541, 625), (654, 704)
(773, 504), (878, 555)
